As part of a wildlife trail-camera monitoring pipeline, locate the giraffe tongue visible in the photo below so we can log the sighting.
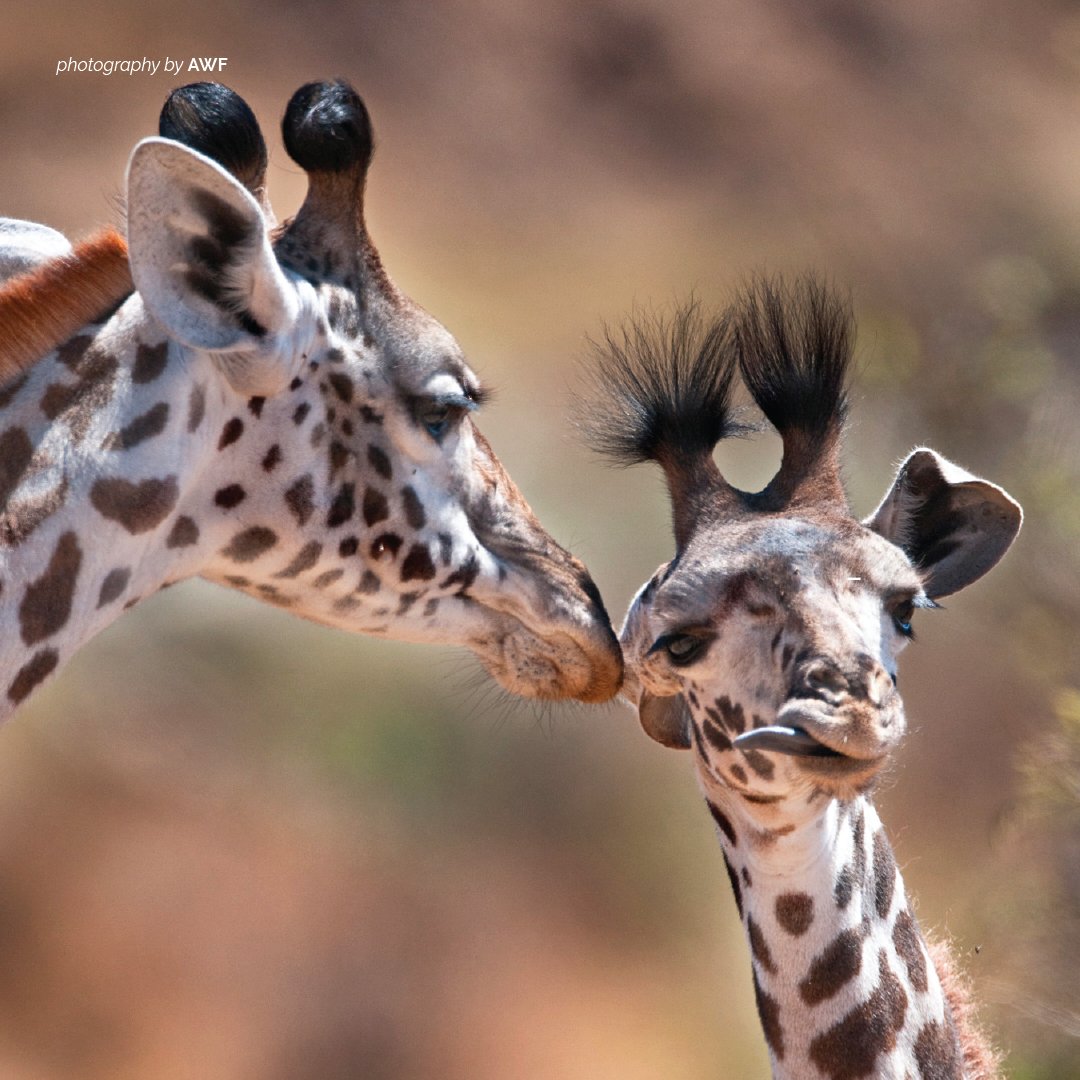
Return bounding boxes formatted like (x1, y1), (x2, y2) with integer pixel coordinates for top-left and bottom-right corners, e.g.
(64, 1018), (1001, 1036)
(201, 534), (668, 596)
(733, 726), (842, 758)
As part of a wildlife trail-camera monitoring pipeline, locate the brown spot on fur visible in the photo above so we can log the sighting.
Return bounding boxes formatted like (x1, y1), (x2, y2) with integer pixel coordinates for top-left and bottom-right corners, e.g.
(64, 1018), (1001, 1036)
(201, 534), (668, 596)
(327, 483), (356, 528)
(218, 417), (244, 449)
(743, 747), (775, 781)
(729, 763), (748, 784)
(835, 864), (856, 909)
(914, 1020), (963, 1079)
(221, 526), (278, 562)
(367, 444), (392, 479)
(132, 341), (169, 383)
(19, 531), (81, 644)
(0, 228), (131, 383)
(873, 829), (896, 918)
(362, 487), (389, 527)
(166, 516), (199, 548)
(357, 570), (380, 594)
(753, 969), (785, 1062)
(717, 696), (746, 734)
(775, 892), (814, 936)
(723, 853), (743, 918)
(41, 347), (118, 443)
(329, 440), (349, 475)
(808, 951), (908, 1080)
(748, 916), (776, 974)
(401, 544), (436, 582)
(338, 536), (359, 557)
(799, 926), (864, 1005)
(187, 384), (206, 432)
(313, 568), (344, 589)
(284, 474), (315, 526)
(262, 444), (282, 473)
(328, 371), (354, 403)
(97, 567), (131, 608)
(706, 801), (738, 846)
(274, 541), (322, 579)
(0, 374), (27, 409)
(103, 401), (169, 451)
(214, 484), (246, 509)
(402, 486), (426, 529)
(90, 475), (179, 534)
(396, 591), (420, 616)
(702, 714), (733, 753)
(440, 552), (480, 593)
(57, 336), (92, 370)
(0, 427), (33, 507)
(893, 909), (930, 994)
(8, 647), (60, 704)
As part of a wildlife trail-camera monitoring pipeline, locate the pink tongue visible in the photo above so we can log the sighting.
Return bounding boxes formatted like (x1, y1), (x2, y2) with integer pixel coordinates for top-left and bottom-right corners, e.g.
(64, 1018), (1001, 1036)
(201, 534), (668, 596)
(734, 726), (839, 757)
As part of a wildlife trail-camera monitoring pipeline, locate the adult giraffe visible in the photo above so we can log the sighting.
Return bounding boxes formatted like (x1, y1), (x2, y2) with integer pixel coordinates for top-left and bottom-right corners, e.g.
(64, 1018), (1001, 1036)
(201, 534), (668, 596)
(0, 79), (622, 716)
(587, 278), (1020, 1078)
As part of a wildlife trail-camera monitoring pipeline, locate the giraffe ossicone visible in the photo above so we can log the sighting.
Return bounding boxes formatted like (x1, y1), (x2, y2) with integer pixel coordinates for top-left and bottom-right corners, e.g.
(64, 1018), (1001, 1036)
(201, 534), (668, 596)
(586, 277), (1019, 1079)
(0, 79), (622, 717)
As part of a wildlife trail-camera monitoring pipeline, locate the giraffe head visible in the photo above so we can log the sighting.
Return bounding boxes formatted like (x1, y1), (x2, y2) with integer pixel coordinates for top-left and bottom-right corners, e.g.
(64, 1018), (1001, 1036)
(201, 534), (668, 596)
(117, 80), (621, 702)
(588, 279), (1020, 799)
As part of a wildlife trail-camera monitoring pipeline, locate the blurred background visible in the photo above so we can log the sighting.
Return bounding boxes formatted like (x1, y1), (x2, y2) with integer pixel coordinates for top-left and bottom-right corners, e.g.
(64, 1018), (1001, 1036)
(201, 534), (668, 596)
(0, 1), (1077, 1076)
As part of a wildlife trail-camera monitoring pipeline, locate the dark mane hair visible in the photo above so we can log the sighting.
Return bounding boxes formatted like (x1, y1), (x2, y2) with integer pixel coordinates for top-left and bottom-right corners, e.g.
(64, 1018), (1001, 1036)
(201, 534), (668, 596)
(159, 83), (268, 196)
(733, 273), (852, 455)
(583, 274), (856, 532)
(581, 300), (741, 471)
(579, 300), (743, 547)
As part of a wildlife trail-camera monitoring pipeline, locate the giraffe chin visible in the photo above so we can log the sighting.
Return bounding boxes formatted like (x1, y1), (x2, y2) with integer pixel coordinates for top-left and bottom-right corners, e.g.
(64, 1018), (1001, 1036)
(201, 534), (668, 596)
(469, 615), (622, 704)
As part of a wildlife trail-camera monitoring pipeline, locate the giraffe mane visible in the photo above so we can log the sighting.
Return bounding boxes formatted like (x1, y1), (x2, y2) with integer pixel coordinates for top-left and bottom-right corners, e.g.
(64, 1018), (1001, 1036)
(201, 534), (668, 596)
(579, 299), (745, 470)
(0, 227), (132, 383)
(732, 273), (853, 510)
(926, 934), (1004, 1080)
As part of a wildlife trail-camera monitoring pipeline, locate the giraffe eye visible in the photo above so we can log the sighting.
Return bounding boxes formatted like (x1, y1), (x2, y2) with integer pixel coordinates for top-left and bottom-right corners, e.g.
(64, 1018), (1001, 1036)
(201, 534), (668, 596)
(421, 404), (452, 439)
(890, 599), (915, 638)
(650, 631), (712, 667)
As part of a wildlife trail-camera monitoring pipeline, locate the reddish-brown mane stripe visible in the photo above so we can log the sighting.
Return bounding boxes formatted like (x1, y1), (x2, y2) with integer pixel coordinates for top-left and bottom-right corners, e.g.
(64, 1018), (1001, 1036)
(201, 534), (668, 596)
(0, 227), (132, 383)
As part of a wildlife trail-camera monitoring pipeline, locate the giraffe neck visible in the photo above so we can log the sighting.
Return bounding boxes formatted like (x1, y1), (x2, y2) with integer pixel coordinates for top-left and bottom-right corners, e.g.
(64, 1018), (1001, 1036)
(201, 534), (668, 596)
(702, 780), (968, 1079)
(0, 292), (389, 716)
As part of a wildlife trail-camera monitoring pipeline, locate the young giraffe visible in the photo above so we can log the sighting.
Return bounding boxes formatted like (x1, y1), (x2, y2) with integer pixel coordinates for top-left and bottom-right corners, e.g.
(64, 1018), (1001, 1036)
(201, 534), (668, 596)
(587, 280), (1020, 1079)
(0, 79), (622, 717)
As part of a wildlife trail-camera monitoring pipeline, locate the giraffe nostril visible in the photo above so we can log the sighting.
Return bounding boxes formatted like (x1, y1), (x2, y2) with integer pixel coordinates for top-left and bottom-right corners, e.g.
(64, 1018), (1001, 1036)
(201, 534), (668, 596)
(799, 659), (847, 698)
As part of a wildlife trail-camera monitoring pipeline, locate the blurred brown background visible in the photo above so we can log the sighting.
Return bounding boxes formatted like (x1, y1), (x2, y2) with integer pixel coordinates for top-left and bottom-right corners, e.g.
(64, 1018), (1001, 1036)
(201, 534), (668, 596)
(0, 1), (1077, 1077)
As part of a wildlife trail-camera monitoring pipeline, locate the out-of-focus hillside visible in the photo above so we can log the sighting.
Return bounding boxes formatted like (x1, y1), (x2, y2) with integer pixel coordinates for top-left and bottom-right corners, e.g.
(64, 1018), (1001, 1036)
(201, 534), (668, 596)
(0, 1), (1076, 1076)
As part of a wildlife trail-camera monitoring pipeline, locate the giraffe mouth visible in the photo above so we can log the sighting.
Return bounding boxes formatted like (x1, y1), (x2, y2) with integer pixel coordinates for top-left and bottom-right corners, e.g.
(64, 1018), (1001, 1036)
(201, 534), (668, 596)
(733, 726), (844, 758)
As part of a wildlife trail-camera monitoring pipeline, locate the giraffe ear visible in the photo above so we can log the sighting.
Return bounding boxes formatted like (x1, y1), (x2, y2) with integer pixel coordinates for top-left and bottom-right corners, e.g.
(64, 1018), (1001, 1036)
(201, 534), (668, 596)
(639, 691), (692, 749)
(126, 137), (303, 397)
(866, 448), (1022, 598)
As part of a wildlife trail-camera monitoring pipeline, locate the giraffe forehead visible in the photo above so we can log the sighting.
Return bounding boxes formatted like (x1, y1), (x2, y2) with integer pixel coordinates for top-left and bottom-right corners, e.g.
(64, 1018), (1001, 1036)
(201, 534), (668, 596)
(654, 517), (919, 621)
(313, 282), (476, 399)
